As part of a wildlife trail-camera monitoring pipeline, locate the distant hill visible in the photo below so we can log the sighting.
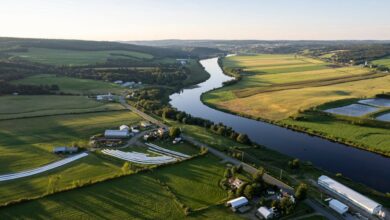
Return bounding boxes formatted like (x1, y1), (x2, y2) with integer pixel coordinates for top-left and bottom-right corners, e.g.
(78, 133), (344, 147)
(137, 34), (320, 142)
(0, 37), (187, 58)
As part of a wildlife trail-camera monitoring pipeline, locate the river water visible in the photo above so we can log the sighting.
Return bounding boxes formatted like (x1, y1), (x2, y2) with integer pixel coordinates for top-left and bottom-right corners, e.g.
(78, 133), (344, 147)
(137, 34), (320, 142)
(169, 57), (390, 192)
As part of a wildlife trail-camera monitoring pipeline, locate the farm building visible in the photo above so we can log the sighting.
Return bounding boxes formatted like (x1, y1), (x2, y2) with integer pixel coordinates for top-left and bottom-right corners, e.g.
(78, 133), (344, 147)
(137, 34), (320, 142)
(96, 93), (114, 102)
(119, 125), (130, 131)
(318, 175), (383, 215)
(257, 207), (273, 219)
(121, 81), (136, 88)
(226, 197), (248, 212)
(329, 199), (348, 215)
(228, 178), (245, 189)
(157, 127), (168, 137)
(114, 80), (123, 84)
(104, 130), (130, 139)
(53, 146), (78, 154)
(140, 121), (152, 128)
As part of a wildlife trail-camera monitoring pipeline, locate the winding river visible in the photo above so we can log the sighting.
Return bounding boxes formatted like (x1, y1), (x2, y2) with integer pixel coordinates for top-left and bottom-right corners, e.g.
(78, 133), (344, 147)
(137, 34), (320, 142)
(170, 57), (390, 192)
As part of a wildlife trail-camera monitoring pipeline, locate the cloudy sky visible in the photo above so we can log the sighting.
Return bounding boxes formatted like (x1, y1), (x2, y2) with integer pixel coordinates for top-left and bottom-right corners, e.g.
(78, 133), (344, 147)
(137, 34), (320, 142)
(1, 0), (390, 41)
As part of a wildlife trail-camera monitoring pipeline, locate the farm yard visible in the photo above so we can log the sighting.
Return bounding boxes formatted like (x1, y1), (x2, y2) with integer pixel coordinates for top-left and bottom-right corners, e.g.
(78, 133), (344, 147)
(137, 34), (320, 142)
(10, 48), (153, 66)
(0, 155), (241, 220)
(12, 74), (125, 95)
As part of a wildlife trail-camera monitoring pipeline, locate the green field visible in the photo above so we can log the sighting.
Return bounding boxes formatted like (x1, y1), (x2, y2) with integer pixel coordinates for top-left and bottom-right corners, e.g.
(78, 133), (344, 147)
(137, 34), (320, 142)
(0, 155), (242, 220)
(10, 48), (153, 66)
(13, 74), (125, 95)
(0, 95), (124, 120)
(203, 54), (390, 155)
(0, 111), (141, 173)
(372, 56), (390, 67)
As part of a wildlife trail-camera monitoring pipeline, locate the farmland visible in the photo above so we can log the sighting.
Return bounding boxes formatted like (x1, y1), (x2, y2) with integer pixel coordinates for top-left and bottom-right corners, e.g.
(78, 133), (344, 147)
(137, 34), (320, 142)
(12, 74), (125, 95)
(10, 48), (153, 66)
(0, 95), (124, 119)
(0, 155), (242, 220)
(372, 56), (390, 67)
(202, 54), (390, 155)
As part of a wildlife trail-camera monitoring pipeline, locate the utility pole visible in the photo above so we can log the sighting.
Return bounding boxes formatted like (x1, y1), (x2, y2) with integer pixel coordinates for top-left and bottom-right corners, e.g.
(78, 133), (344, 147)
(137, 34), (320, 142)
(280, 169), (283, 180)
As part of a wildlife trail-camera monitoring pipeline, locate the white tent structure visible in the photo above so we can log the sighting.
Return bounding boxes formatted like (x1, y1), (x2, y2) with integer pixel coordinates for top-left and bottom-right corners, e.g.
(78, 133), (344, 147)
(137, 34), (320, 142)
(119, 125), (130, 131)
(226, 197), (248, 211)
(101, 149), (176, 165)
(318, 175), (382, 215)
(257, 207), (273, 219)
(329, 199), (348, 215)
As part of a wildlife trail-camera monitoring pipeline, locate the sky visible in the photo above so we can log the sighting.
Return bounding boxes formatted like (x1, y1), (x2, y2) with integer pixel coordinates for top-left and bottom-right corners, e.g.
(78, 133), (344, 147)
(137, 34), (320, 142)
(1, 0), (390, 41)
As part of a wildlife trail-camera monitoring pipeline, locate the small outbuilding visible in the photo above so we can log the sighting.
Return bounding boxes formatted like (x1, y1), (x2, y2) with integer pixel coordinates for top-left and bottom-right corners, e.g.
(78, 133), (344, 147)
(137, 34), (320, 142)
(329, 199), (348, 215)
(257, 206), (273, 219)
(140, 121), (152, 128)
(226, 197), (249, 212)
(119, 125), (130, 131)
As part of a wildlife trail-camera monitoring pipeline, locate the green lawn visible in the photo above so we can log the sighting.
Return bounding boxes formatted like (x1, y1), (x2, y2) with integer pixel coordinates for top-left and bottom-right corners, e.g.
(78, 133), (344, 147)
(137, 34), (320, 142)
(0, 95), (124, 120)
(0, 155), (242, 220)
(13, 74), (125, 95)
(10, 48), (153, 66)
(0, 111), (141, 173)
(149, 139), (200, 156)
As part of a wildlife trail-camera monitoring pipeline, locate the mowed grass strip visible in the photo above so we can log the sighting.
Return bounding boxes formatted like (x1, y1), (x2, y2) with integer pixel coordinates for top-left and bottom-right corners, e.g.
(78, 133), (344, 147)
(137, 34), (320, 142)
(10, 47), (153, 66)
(0, 155), (241, 220)
(12, 74), (125, 95)
(0, 95), (124, 120)
(372, 56), (390, 67)
(0, 111), (141, 173)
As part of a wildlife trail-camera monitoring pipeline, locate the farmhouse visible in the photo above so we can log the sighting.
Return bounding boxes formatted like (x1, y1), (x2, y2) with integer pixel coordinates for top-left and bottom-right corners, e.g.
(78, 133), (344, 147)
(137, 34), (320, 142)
(329, 199), (348, 215)
(318, 175), (383, 216)
(226, 196), (249, 212)
(53, 146), (78, 154)
(157, 127), (168, 137)
(256, 206), (274, 219)
(104, 130), (130, 139)
(228, 177), (245, 189)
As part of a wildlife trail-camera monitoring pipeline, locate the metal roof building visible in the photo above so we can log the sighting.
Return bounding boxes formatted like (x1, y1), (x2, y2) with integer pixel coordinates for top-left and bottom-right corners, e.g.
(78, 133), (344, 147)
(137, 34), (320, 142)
(318, 175), (382, 215)
(104, 130), (129, 138)
(257, 207), (273, 219)
(329, 199), (348, 215)
(226, 197), (248, 210)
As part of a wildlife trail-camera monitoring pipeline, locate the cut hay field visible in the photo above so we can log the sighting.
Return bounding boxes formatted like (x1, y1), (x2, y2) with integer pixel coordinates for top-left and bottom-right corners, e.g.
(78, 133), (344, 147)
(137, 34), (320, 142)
(0, 155), (242, 220)
(0, 95), (124, 120)
(10, 48), (153, 66)
(204, 54), (389, 121)
(12, 74), (125, 95)
(372, 56), (390, 67)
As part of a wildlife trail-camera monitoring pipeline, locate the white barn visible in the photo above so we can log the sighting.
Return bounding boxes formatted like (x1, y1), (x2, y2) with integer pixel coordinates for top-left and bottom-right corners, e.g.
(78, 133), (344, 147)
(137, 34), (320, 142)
(104, 130), (129, 139)
(318, 175), (382, 215)
(329, 199), (348, 215)
(226, 197), (248, 211)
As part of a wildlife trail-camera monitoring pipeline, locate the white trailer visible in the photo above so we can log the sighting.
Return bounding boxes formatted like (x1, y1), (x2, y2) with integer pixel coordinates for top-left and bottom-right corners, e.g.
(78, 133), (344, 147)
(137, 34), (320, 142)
(329, 199), (348, 215)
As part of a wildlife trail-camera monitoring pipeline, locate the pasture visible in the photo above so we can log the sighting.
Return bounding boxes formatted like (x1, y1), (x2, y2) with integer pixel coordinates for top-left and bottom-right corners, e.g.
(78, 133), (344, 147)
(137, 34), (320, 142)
(13, 74), (125, 95)
(0, 111), (141, 173)
(372, 56), (390, 67)
(0, 95), (124, 120)
(10, 48), (153, 66)
(0, 155), (241, 220)
(204, 54), (390, 121)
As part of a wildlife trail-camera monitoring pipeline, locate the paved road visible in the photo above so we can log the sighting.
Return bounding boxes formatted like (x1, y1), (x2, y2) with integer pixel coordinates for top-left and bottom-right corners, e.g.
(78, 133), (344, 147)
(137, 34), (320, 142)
(305, 199), (341, 220)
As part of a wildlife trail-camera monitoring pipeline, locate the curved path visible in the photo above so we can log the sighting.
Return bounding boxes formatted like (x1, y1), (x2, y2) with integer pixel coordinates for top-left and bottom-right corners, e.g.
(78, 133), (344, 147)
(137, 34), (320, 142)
(0, 153), (88, 182)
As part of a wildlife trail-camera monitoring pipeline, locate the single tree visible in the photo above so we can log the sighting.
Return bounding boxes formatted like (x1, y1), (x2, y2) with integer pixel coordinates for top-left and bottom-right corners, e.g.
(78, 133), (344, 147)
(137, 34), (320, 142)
(169, 127), (181, 138)
(295, 183), (308, 200)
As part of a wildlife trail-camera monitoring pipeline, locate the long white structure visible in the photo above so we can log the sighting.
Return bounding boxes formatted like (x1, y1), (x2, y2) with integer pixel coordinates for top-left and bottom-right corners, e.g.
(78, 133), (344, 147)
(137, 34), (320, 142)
(145, 143), (190, 159)
(0, 153), (88, 182)
(104, 130), (129, 138)
(318, 175), (382, 215)
(329, 199), (348, 215)
(101, 149), (177, 165)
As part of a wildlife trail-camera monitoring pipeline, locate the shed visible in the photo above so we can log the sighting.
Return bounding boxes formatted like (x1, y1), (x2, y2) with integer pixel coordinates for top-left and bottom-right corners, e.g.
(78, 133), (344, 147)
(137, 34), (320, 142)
(226, 197), (248, 210)
(140, 121), (152, 128)
(329, 199), (348, 215)
(257, 207), (273, 219)
(119, 125), (130, 131)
